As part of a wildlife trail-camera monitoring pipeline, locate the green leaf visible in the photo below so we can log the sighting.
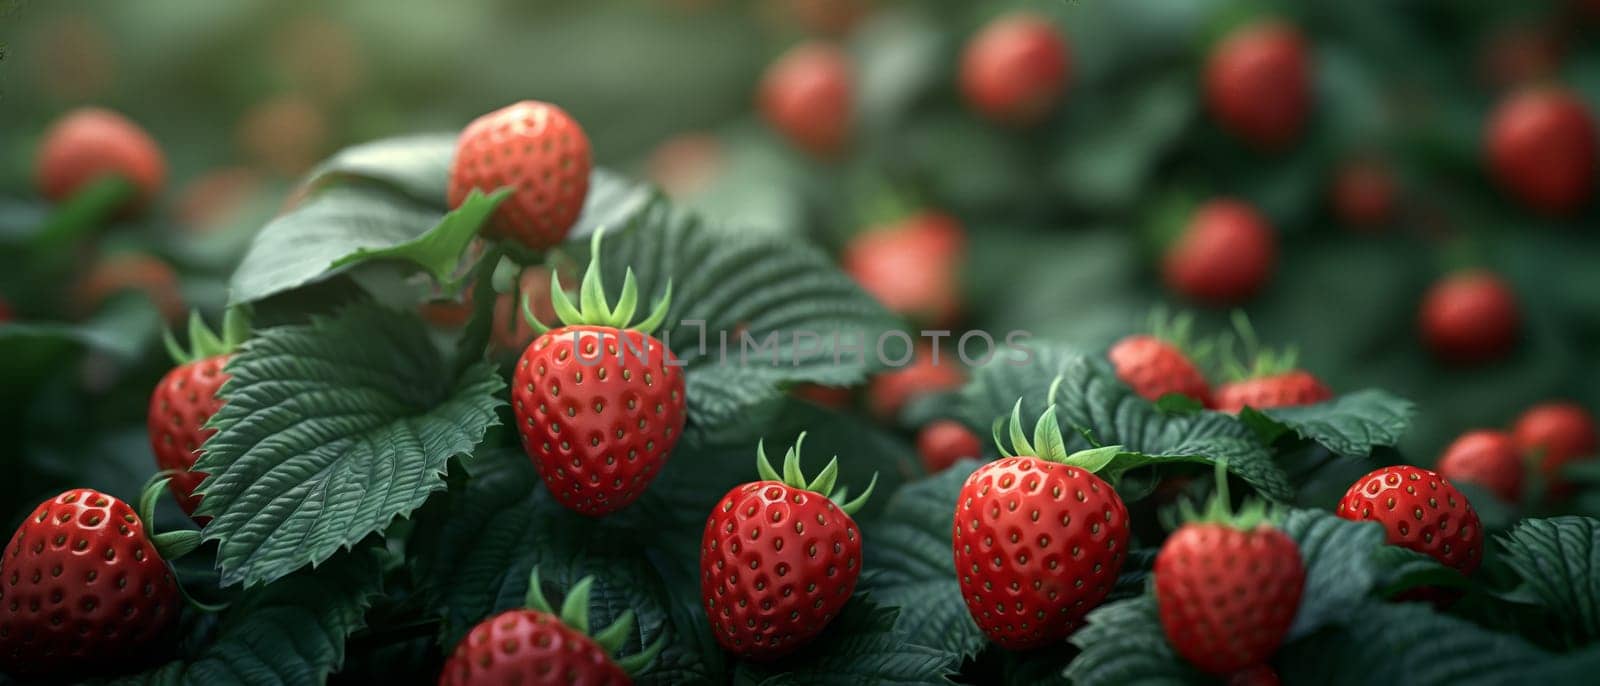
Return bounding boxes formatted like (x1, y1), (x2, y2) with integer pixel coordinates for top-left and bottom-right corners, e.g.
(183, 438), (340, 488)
(1281, 508), (1388, 640)
(409, 451), (723, 685)
(573, 174), (899, 443)
(228, 185), (453, 304)
(859, 460), (988, 660)
(194, 304), (504, 587)
(328, 188), (508, 290)
(960, 345), (1292, 501)
(1064, 595), (1201, 686)
(1277, 601), (1550, 685)
(1241, 389), (1416, 458)
(110, 547), (384, 685)
(1499, 516), (1600, 644)
(302, 133), (456, 208)
(733, 597), (959, 685)
(1372, 545), (1470, 597)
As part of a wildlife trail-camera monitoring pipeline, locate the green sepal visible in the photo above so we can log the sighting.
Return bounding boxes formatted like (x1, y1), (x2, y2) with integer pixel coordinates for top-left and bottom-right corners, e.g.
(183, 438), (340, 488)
(1220, 310), (1299, 382)
(164, 305), (252, 365)
(1145, 306), (1214, 365)
(151, 530), (204, 560)
(1172, 461), (1280, 531)
(521, 567), (663, 677)
(521, 227), (672, 334)
(754, 432), (877, 515)
(136, 472), (206, 564)
(993, 374), (1129, 476)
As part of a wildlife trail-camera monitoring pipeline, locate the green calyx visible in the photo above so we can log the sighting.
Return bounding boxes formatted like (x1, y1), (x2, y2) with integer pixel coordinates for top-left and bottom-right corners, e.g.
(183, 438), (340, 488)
(992, 375), (1127, 474)
(1172, 461), (1279, 531)
(1146, 306), (1212, 364)
(1220, 310), (1298, 381)
(136, 472), (228, 613)
(522, 227), (672, 335)
(755, 432), (878, 516)
(524, 568), (666, 676)
(163, 305), (251, 365)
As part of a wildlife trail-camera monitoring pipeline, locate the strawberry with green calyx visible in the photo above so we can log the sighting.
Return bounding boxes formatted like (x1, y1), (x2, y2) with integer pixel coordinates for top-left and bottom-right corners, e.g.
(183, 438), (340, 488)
(1108, 308), (1213, 406)
(700, 434), (877, 659)
(1155, 462), (1303, 681)
(512, 228), (686, 517)
(448, 100), (592, 251)
(149, 307), (250, 521)
(952, 378), (1131, 650)
(0, 477), (204, 677)
(440, 568), (664, 685)
(1213, 312), (1330, 413)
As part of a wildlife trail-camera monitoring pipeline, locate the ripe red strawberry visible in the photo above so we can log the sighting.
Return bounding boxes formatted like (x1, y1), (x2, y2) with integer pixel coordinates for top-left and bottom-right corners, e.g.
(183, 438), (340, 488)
(73, 252), (186, 323)
(1513, 402), (1597, 496)
(792, 383), (854, 409)
(148, 309), (249, 520)
(1337, 466), (1484, 575)
(448, 101), (593, 250)
(646, 132), (724, 198)
(1204, 21), (1312, 150)
(174, 166), (260, 234)
(440, 569), (662, 685)
(1485, 88), (1596, 214)
(1419, 270), (1520, 366)
(759, 42), (853, 158)
(36, 107), (166, 212)
(0, 487), (191, 677)
(866, 344), (965, 422)
(1108, 311), (1211, 405)
(1156, 466), (1303, 678)
(1213, 317), (1330, 413)
(842, 211), (964, 328)
(513, 230), (686, 516)
(1163, 199), (1277, 306)
(953, 397), (1130, 650)
(917, 420), (982, 473)
(1330, 159), (1397, 229)
(1436, 430), (1524, 503)
(960, 13), (1071, 126)
(1479, 25), (1561, 91)
(701, 436), (876, 659)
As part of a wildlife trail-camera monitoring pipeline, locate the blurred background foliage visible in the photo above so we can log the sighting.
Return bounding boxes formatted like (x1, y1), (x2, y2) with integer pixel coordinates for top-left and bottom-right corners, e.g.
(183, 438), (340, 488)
(2, 0), (1600, 520)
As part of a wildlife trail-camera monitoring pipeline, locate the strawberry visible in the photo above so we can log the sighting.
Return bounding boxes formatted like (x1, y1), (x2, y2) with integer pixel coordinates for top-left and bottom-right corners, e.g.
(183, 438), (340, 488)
(512, 229), (686, 516)
(917, 420), (982, 473)
(1336, 466), (1483, 575)
(148, 309), (249, 521)
(792, 383), (854, 409)
(73, 252), (186, 323)
(700, 436), (876, 658)
(0, 481), (201, 677)
(842, 211), (964, 328)
(1108, 311), (1211, 405)
(1156, 465), (1303, 678)
(1204, 21), (1312, 150)
(646, 133), (724, 198)
(36, 107), (166, 212)
(175, 166), (260, 234)
(759, 42), (853, 158)
(1418, 270), (1520, 366)
(959, 13), (1071, 126)
(1163, 199), (1277, 306)
(1213, 316), (1331, 413)
(1479, 25), (1561, 91)
(448, 101), (593, 250)
(1485, 88), (1596, 214)
(1436, 430), (1524, 503)
(237, 95), (329, 177)
(1512, 402), (1597, 496)
(440, 569), (662, 685)
(1330, 159), (1397, 230)
(953, 393), (1130, 650)
(866, 344), (965, 422)
(776, 0), (873, 36)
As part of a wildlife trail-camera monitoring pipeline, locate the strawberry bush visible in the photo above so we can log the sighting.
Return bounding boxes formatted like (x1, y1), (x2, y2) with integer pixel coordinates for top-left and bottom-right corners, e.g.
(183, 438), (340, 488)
(4, 1), (1600, 684)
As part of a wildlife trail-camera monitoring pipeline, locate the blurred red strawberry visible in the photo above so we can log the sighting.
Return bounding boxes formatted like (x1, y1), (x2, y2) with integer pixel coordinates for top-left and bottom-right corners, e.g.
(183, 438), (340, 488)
(647, 133), (724, 197)
(759, 42), (853, 158)
(74, 253), (185, 323)
(1479, 25), (1561, 91)
(1164, 199), (1277, 306)
(1330, 160), (1397, 230)
(1205, 21), (1312, 150)
(1108, 312), (1211, 406)
(237, 95), (330, 178)
(960, 13), (1071, 126)
(36, 108), (166, 213)
(1437, 430), (1524, 503)
(1513, 402), (1597, 496)
(175, 167), (261, 233)
(793, 383), (854, 409)
(916, 420), (981, 473)
(1486, 88), (1596, 214)
(843, 212), (964, 327)
(1418, 271), (1520, 366)
(867, 345), (964, 422)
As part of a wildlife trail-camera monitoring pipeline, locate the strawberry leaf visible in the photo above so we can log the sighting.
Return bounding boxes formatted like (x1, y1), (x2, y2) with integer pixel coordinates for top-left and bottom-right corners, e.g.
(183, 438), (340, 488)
(960, 345), (1293, 501)
(193, 303), (504, 587)
(110, 546), (384, 685)
(1239, 389), (1416, 458)
(1064, 595), (1200, 686)
(730, 596), (960, 685)
(1499, 516), (1600, 644)
(1281, 508), (1388, 640)
(303, 132), (456, 207)
(327, 188), (507, 291)
(858, 460), (988, 661)
(1277, 601), (1551, 685)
